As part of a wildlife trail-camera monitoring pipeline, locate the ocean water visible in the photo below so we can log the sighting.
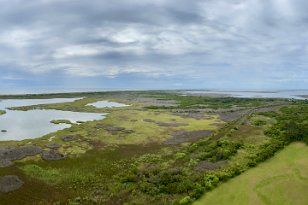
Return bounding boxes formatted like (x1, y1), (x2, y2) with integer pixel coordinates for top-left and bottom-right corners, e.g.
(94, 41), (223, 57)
(183, 90), (308, 99)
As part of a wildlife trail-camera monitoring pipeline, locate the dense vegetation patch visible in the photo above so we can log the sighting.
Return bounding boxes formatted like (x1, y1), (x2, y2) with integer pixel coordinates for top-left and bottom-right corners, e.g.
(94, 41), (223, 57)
(265, 104), (308, 144)
(0, 110), (6, 115)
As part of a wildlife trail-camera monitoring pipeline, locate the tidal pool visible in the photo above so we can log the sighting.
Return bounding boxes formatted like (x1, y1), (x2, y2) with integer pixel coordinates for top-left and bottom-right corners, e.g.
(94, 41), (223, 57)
(87, 100), (129, 108)
(0, 98), (105, 141)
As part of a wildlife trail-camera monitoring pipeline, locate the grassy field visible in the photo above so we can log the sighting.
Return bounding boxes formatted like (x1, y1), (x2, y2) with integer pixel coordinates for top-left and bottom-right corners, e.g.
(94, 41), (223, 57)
(194, 142), (308, 205)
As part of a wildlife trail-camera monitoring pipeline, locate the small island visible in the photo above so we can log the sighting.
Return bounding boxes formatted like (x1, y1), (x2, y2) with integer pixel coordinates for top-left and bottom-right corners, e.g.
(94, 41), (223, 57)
(0, 110), (6, 115)
(50, 119), (73, 125)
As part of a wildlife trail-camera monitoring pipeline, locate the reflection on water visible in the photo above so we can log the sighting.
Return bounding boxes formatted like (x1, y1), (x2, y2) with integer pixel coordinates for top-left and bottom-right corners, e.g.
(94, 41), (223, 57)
(87, 100), (129, 108)
(0, 98), (104, 141)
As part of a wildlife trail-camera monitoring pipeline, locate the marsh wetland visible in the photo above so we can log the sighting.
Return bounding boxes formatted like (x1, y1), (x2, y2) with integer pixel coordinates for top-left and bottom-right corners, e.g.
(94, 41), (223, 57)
(0, 91), (307, 205)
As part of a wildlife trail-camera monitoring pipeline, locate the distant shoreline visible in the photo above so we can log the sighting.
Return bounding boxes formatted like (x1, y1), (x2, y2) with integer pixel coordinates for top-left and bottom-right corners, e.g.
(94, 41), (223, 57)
(0, 90), (307, 100)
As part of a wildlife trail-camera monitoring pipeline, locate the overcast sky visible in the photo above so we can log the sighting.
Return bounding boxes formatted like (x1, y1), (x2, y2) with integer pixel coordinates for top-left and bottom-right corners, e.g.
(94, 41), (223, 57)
(0, 0), (308, 93)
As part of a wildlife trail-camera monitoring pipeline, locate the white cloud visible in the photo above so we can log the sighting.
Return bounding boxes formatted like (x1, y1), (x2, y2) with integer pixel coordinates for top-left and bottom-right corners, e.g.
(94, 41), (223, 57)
(111, 28), (148, 43)
(0, 29), (43, 49)
(53, 45), (102, 58)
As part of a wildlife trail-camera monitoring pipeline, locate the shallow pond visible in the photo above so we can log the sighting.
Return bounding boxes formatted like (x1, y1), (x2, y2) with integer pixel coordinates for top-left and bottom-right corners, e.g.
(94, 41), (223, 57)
(87, 100), (129, 108)
(0, 98), (105, 141)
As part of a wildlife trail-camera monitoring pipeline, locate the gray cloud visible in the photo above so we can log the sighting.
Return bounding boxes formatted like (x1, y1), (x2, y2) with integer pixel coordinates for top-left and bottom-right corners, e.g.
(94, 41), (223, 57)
(0, 0), (307, 89)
